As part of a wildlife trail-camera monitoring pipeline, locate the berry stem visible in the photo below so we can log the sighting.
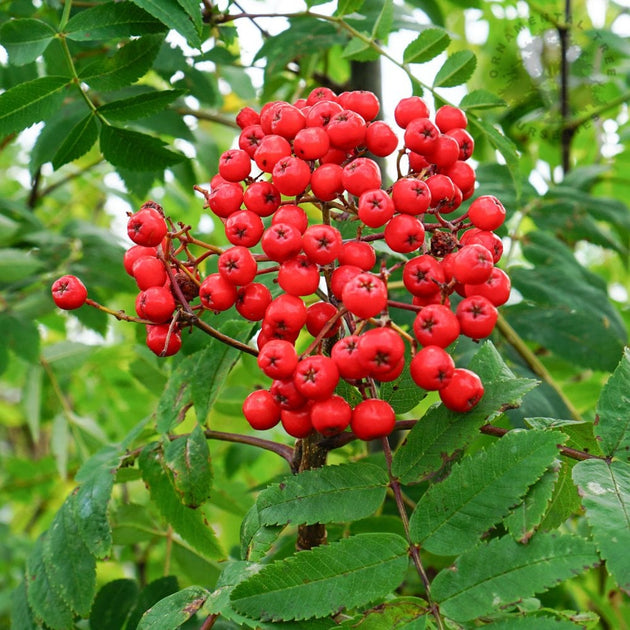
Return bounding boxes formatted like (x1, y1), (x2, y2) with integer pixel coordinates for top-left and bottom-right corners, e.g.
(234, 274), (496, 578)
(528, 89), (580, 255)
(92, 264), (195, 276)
(84, 298), (155, 325)
(381, 436), (445, 630)
(299, 306), (348, 360)
(181, 313), (259, 357)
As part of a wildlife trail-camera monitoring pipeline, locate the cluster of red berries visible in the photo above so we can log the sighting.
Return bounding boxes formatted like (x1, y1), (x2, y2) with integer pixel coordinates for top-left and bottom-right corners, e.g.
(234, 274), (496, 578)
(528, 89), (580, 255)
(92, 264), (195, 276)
(51, 86), (511, 441)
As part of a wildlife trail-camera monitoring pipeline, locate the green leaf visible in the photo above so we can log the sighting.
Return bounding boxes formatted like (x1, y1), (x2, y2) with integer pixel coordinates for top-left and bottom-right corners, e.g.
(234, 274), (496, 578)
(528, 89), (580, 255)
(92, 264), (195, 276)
(23, 364), (42, 441)
(256, 462), (388, 527)
(0, 18), (56, 65)
(594, 348), (630, 460)
(90, 579), (139, 630)
(403, 28), (450, 64)
(335, 0), (365, 16)
(100, 125), (183, 171)
(481, 616), (592, 629)
(175, 0), (203, 36)
(504, 465), (559, 542)
(380, 353), (426, 414)
(42, 493), (96, 617)
(98, 89), (184, 121)
(139, 444), (224, 560)
(371, 0), (394, 40)
(392, 342), (538, 484)
(433, 50), (476, 88)
(0, 75), (69, 139)
(137, 586), (209, 630)
(163, 424), (212, 508)
(79, 33), (164, 91)
(74, 445), (122, 557)
(538, 461), (582, 531)
(52, 113), (98, 169)
(10, 579), (40, 630)
(240, 505), (284, 562)
(126, 577), (180, 630)
(341, 34), (380, 62)
(0, 248), (43, 283)
(26, 535), (74, 630)
(156, 319), (251, 432)
(65, 1), (166, 40)
(129, 0), (202, 48)
(460, 89), (506, 110)
(409, 430), (562, 555)
(431, 533), (599, 622)
(337, 597), (427, 628)
(573, 459), (630, 593)
(230, 533), (409, 621)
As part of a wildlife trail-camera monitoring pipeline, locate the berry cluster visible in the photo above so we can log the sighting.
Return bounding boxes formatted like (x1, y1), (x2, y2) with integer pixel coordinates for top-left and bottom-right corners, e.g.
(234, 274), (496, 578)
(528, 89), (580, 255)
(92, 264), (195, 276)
(51, 87), (511, 441)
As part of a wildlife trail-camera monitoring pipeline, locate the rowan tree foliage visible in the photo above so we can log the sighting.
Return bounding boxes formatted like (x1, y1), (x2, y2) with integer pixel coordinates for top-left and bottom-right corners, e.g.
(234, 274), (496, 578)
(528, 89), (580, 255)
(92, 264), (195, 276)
(1, 1), (630, 629)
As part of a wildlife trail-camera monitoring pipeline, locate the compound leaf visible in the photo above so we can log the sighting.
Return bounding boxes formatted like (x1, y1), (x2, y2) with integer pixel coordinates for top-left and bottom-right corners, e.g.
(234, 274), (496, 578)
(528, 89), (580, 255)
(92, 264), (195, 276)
(460, 89), (506, 110)
(409, 430), (562, 555)
(230, 533), (409, 621)
(403, 27), (450, 64)
(594, 348), (630, 460)
(256, 462), (388, 527)
(0, 76), (69, 138)
(129, 0), (202, 48)
(0, 18), (56, 65)
(163, 424), (212, 508)
(136, 586), (210, 630)
(573, 459), (630, 593)
(433, 50), (476, 88)
(432, 533), (599, 622)
(98, 89), (184, 121)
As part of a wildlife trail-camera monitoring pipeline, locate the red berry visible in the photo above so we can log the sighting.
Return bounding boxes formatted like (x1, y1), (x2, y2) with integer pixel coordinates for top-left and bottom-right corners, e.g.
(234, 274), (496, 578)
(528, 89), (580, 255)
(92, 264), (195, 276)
(460, 229), (504, 264)
(146, 324), (182, 357)
(468, 195), (506, 231)
(259, 101), (284, 134)
(127, 205), (167, 247)
(391, 177), (431, 215)
(464, 267), (511, 306)
(208, 182), (243, 218)
(302, 224), (343, 265)
(306, 301), (341, 338)
(311, 395), (352, 436)
(452, 244), (494, 285)
(446, 127), (474, 161)
(357, 327), (405, 377)
(254, 134), (292, 172)
(271, 378), (307, 410)
(310, 163), (344, 201)
(236, 106), (260, 129)
(358, 189), (395, 228)
(331, 335), (370, 380)
(278, 255), (320, 296)
(243, 181), (281, 217)
(123, 245), (158, 275)
(435, 105), (468, 132)
(338, 90), (380, 121)
(409, 345), (455, 390)
(365, 120), (398, 157)
(136, 285), (176, 323)
(270, 103), (306, 139)
(404, 117), (439, 155)
(413, 303), (460, 348)
(51, 274), (88, 310)
(261, 222), (303, 262)
(272, 156), (311, 196)
(243, 389), (281, 430)
(281, 407), (313, 438)
(199, 273), (237, 312)
(384, 214), (426, 253)
(293, 126), (330, 160)
(403, 254), (445, 296)
(305, 99), (343, 127)
(444, 160), (476, 196)
(263, 294), (307, 339)
(327, 110), (367, 150)
(257, 339), (298, 380)
(439, 368), (484, 412)
(426, 134), (460, 169)
(272, 204), (308, 234)
(394, 96), (430, 128)
(338, 240), (376, 270)
(218, 246), (258, 286)
(293, 355), (340, 400)
(306, 86), (338, 105)
(456, 295), (498, 339)
(239, 124), (266, 157)
(425, 174), (456, 211)
(225, 210), (264, 248)
(351, 398), (395, 440)
(330, 264), (362, 300)
(132, 255), (167, 290)
(342, 157), (382, 197)
(236, 282), (272, 321)
(219, 149), (251, 182)
(341, 272), (388, 319)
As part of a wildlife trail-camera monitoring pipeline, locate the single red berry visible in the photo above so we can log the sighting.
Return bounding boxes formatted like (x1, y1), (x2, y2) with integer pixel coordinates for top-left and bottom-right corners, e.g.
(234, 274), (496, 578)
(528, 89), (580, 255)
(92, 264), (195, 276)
(357, 327), (406, 377)
(263, 294), (307, 339)
(218, 149), (251, 182)
(259, 100), (284, 134)
(281, 406), (313, 438)
(271, 378), (307, 410)
(123, 245), (158, 275)
(443, 160), (476, 196)
(306, 301), (341, 338)
(293, 126), (330, 160)
(409, 345), (455, 390)
(358, 189), (395, 228)
(261, 222), (303, 262)
(311, 395), (352, 436)
(408, 151), (432, 173)
(310, 163), (344, 201)
(467, 195), (506, 231)
(426, 134), (460, 169)
(243, 180), (281, 217)
(238, 124), (266, 158)
(272, 204), (309, 234)
(365, 120), (398, 157)
(254, 134), (292, 172)
(257, 339), (298, 380)
(319, 147), (348, 164)
(338, 90), (379, 121)
(127, 205), (167, 247)
(305, 99), (343, 127)
(464, 267), (511, 306)
(394, 96), (430, 128)
(452, 243), (494, 285)
(272, 156), (311, 197)
(391, 177), (431, 215)
(326, 109), (367, 150)
(208, 181), (243, 218)
(404, 117), (439, 155)
(425, 174), (456, 211)
(439, 368), (484, 412)
(278, 255), (320, 296)
(338, 240), (376, 270)
(236, 282), (272, 321)
(446, 127), (475, 160)
(270, 103), (306, 139)
(218, 246), (258, 286)
(306, 86), (338, 105)
(132, 255), (167, 290)
(293, 354), (340, 400)
(413, 303), (460, 348)
(435, 105), (468, 132)
(331, 334), (370, 380)
(146, 324), (182, 357)
(330, 264), (362, 300)
(351, 398), (396, 440)
(375, 355), (405, 382)
(225, 210), (264, 248)
(402, 254), (445, 296)
(341, 272), (387, 319)
(243, 389), (281, 430)
(341, 157), (382, 197)
(199, 273), (237, 312)
(136, 285), (176, 323)
(302, 224), (342, 265)
(236, 106), (260, 129)
(460, 228), (504, 264)
(384, 214), (426, 253)
(456, 295), (498, 339)
(51, 275), (88, 310)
